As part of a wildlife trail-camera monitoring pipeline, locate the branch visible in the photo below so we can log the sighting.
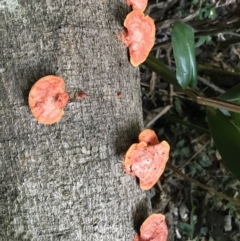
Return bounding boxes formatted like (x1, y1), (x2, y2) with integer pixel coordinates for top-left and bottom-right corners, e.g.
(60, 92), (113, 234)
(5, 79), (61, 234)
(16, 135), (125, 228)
(167, 162), (240, 206)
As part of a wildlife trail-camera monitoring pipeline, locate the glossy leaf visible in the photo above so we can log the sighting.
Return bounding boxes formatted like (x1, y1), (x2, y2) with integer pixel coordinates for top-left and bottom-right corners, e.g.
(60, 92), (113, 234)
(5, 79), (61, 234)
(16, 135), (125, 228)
(231, 102), (240, 128)
(220, 83), (240, 102)
(195, 36), (211, 48)
(178, 221), (193, 237)
(172, 21), (197, 89)
(219, 84), (240, 128)
(207, 108), (240, 181)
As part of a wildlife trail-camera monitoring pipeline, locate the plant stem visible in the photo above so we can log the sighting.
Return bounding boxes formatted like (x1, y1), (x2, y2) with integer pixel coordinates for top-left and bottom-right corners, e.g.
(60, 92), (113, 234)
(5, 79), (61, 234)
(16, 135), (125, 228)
(143, 54), (181, 88)
(144, 55), (240, 114)
(218, 37), (240, 48)
(185, 89), (240, 114)
(167, 162), (240, 206)
(163, 114), (210, 133)
(197, 64), (240, 77)
(153, 19), (240, 50)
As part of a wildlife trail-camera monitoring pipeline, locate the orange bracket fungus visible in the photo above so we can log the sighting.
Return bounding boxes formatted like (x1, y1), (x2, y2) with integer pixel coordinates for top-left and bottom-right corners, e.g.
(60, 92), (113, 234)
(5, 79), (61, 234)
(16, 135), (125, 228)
(28, 75), (69, 125)
(138, 129), (159, 146)
(123, 129), (170, 190)
(126, 0), (148, 12)
(121, 10), (155, 67)
(133, 214), (168, 241)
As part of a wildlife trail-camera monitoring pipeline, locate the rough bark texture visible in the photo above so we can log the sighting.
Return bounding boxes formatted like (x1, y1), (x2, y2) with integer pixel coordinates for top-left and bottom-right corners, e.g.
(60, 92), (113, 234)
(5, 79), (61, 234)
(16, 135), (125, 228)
(0, 1), (151, 240)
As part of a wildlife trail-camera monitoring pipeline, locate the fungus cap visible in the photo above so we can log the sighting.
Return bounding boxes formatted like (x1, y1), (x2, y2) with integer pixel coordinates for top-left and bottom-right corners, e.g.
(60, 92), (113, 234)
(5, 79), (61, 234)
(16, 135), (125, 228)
(138, 129), (159, 146)
(123, 140), (170, 190)
(121, 10), (155, 67)
(133, 234), (141, 241)
(75, 90), (86, 99)
(28, 75), (69, 125)
(123, 141), (147, 175)
(127, 0), (148, 12)
(138, 214), (168, 241)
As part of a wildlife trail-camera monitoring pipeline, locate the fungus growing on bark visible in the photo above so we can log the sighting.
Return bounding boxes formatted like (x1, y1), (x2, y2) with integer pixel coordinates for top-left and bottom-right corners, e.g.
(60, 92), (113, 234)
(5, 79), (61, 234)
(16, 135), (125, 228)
(126, 0), (148, 12)
(28, 75), (69, 125)
(117, 91), (123, 98)
(123, 132), (170, 190)
(75, 90), (87, 99)
(138, 129), (159, 146)
(133, 214), (168, 241)
(121, 10), (155, 67)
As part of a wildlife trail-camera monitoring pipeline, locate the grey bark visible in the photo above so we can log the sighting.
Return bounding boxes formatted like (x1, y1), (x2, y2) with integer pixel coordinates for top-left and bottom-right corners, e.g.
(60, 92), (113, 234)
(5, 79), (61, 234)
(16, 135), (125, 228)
(0, 1), (150, 240)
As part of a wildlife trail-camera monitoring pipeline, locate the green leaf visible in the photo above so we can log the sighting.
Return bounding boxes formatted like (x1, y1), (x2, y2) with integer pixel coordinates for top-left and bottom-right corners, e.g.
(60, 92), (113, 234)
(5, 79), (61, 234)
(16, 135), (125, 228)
(231, 107), (240, 128)
(195, 36), (207, 48)
(199, 158), (212, 167)
(176, 139), (185, 148)
(219, 84), (240, 102)
(209, 8), (217, 20)
(178, 221), (193, 237)
(172, 21), (197, 89)
(200, 227), (208, 235)
(195, 36), (211, 48)
(219, 84), (240, 128)
(174, 97), (183, 114)
(191, 0), (199, 5)
(206, 108), (240, 181)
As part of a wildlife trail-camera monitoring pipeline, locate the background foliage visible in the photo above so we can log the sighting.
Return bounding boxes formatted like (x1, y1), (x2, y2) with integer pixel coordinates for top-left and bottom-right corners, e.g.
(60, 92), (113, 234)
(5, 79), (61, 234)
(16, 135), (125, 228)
(141, 0), (240, 240)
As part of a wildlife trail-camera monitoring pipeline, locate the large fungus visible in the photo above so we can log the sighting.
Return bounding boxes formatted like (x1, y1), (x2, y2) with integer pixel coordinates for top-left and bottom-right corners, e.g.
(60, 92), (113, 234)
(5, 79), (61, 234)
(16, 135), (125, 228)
(134, 214), (168, 241)
(123, 136), (170, 190)
(126, 0), (148, 12)
(28, 75), (69, 125)
(121, 10), (155, 67)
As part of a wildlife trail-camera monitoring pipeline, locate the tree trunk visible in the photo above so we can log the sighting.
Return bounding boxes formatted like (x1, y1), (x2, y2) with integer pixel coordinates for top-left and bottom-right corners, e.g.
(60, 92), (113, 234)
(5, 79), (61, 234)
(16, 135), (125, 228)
(0, 1), (150, 240)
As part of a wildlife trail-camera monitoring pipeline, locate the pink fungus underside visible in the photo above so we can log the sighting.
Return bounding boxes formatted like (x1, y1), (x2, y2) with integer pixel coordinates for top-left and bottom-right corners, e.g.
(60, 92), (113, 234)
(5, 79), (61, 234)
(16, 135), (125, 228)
(124, 141), (170, 190)
(140, 214), (168, 241)
(29, 76), (69, 124)
(126, 0), (148, 12)
(121, 11), (155, 66)
(130, 143), (169, 189)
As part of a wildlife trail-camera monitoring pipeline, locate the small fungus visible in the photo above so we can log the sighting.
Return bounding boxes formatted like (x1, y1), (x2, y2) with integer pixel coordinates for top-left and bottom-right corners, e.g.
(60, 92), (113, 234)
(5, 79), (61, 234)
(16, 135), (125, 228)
(138, 129), (159, 146)
(121, 10), (155, 67)
(126, 0), (148, 12)
(28, 75), (69, 125)
(75, 90), (87, 99)
(133, 214), (168, 241)
(123, 130), (170, 190)
(117, 92), (123, 98)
